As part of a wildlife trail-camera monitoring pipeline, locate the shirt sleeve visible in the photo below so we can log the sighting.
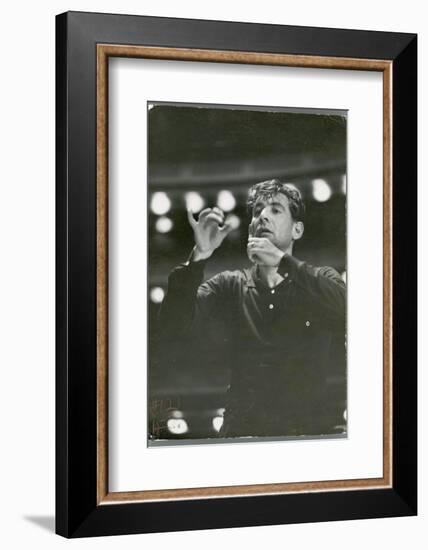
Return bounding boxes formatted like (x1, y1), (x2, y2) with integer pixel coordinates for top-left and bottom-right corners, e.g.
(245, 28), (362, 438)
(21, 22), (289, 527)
(158, 259), (228, 341)
(277, 254), (346, 320)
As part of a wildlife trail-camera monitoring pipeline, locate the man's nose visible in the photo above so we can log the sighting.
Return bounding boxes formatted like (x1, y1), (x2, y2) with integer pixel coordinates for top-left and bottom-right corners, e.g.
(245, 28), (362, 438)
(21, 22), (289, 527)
(260, 206), (270, 221)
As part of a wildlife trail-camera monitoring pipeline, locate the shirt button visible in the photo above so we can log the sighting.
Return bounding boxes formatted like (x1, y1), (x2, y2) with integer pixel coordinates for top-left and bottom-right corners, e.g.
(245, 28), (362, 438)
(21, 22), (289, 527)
(271, 289), (275, 294)
(284, 272), (289, 278)
(305, 320), (311, 327)
(269, 304), (274, 310)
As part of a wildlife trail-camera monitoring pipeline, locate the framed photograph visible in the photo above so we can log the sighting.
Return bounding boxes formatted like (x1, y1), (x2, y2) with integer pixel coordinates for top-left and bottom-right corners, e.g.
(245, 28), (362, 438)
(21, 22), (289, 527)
(56, 11), (417, 537)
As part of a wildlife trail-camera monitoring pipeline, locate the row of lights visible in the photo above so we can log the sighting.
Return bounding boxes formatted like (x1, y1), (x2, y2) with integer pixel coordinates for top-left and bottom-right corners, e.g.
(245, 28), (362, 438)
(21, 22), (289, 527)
(152, 179), (344, 235)
(150, 177), (346, 218)
(165, 409), (346, 436)
(150, 189), (236, 219)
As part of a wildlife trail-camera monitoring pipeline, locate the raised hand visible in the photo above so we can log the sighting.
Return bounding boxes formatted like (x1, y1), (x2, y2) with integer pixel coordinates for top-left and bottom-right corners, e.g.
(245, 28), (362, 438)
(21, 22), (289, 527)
(187, 207), (233, 261)
(247, 228), (285, 267)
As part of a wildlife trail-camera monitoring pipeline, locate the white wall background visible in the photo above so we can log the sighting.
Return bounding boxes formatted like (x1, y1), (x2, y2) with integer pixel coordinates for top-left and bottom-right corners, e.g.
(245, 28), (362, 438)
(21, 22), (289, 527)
(0, 1), (424, 547)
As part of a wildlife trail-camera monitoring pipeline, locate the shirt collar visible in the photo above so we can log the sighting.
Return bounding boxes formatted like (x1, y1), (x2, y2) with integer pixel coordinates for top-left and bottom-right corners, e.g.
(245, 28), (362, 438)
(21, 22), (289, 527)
(243, 265), (290, 291)
(243, 266), (257, 288)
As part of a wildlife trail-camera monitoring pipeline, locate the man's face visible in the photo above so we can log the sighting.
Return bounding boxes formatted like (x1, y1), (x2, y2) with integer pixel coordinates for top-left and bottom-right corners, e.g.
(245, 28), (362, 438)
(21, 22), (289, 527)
(249, 193), (303, 252)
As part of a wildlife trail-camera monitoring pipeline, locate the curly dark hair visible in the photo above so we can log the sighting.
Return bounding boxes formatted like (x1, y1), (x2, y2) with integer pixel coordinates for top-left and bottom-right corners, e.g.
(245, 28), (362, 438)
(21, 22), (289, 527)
(247, 179), (305, 222)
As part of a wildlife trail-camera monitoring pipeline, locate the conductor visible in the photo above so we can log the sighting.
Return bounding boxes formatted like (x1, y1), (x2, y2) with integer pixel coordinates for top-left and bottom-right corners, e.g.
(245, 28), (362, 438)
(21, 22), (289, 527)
(158, 179), (346, 438)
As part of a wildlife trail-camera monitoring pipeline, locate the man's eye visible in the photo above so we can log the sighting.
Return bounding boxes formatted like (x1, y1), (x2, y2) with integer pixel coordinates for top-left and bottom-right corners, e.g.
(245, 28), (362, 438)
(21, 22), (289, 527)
(272, 208), (280, 214)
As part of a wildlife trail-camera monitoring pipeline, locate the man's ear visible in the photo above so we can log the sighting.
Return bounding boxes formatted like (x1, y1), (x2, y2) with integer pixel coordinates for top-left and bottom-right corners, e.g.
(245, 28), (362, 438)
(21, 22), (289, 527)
(292, 221), (304, 241)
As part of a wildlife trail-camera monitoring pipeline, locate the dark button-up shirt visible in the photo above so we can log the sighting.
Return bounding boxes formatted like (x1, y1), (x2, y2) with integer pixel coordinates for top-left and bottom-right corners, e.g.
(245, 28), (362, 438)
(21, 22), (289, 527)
(159, 254), (346, 438)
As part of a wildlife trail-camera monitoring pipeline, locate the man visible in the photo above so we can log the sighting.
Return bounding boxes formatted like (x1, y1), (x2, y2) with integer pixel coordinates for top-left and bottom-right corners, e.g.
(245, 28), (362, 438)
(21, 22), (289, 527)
(158, 179), (346, 439)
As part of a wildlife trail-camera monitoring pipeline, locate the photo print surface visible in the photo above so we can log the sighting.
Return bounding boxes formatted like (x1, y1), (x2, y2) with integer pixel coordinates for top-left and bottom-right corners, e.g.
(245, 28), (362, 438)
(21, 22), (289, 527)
(147, 102), (347, 446)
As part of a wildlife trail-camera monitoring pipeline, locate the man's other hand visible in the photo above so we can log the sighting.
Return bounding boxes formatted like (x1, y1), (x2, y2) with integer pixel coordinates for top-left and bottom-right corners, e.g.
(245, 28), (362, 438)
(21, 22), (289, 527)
(187, 207), (233, 261)
(247, 237), (285, 267)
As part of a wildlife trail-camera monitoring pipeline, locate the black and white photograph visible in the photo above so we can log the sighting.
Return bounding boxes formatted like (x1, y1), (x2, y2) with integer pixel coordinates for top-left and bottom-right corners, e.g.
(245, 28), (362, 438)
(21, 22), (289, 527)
(148, 102), (347, 444)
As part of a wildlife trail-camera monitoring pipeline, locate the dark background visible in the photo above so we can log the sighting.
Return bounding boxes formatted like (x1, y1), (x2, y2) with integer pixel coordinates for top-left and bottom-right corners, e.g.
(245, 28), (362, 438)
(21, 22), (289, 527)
(147, 103), (347, 441)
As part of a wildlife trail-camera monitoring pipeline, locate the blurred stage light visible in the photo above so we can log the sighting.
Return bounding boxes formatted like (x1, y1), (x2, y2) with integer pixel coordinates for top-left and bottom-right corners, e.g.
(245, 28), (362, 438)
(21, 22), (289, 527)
(155, 216), (173, 233)
(212, 416), (224, 432)
(226, 214), (241, 231)
(150, 287), (165, 304)
(342, 174), (347, 194)
(312, 179), (332, 202)
(167, 418), (188, 435)
(185, 192), (205, 213)
(217, 190), (236, 212)
(150, 192), (171, 215)
(341, 271), (346, 283)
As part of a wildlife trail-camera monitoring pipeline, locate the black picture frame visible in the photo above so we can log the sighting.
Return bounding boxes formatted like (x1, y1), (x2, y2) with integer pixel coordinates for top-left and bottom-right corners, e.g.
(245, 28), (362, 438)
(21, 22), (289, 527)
(56, 11), (417, 538)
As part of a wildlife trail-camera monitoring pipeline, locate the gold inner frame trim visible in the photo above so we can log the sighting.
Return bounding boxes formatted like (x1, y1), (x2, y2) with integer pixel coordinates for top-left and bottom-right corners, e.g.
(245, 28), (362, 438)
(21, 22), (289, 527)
(96, 44), (393, 504)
